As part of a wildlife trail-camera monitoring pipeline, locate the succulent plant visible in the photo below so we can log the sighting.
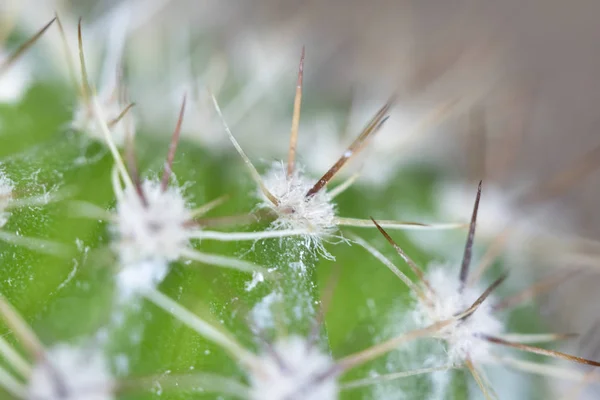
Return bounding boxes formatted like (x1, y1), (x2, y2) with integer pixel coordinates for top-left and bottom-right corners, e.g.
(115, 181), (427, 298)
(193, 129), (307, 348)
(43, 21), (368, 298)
(0, 6), (599, 400)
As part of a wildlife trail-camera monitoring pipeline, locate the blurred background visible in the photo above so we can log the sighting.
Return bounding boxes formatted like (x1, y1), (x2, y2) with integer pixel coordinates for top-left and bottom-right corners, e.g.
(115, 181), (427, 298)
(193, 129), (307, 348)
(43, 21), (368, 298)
(6, 0), (600, 398)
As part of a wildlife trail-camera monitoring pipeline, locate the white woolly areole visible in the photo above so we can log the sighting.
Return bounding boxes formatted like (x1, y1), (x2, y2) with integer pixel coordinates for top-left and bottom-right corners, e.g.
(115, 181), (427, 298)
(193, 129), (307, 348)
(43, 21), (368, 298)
(71, 92), (132, 147)
(115, 259), (169, 299)
(250, 336), (338, 400)
(113, 179), (192, 294)
(0, 50), (31, 103)
(414, 266), (503, 364)
(0, 171), (13, 228)
(260, 162), (336, 238)
(27, 344), (114, 400)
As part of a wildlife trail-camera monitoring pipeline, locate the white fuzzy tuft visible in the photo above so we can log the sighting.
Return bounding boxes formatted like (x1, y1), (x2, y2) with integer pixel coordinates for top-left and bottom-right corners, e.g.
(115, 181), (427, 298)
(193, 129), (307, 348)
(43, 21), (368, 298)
(260, 162), (336, 241)
(414, 265), (503, 364)
(115, 259), (169, 299)
(71, 91), (132, 147)
(114, 179), (192, 264)
(0, 171), (13, 228)
(27, 344), (114, 400)
(112, 179), (192, 294)
(250, 336), (338, 400)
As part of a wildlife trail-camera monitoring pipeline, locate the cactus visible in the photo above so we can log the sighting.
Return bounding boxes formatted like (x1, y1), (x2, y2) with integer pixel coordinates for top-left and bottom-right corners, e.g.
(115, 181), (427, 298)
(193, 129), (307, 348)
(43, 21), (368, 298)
(0, 7), (598, 400)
